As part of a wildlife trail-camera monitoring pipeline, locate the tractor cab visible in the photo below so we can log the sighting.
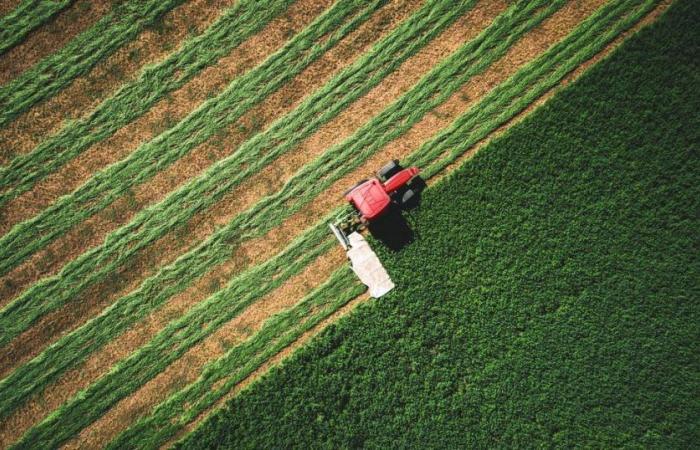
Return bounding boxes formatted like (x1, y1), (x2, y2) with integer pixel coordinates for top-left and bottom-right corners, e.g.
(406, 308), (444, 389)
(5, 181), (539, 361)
(344, 160), (420, 223)
(329, 160), (421, 299)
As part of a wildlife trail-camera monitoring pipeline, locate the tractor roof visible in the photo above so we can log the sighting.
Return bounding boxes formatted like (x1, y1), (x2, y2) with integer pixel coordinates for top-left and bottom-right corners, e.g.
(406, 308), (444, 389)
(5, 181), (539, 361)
(346, 179), (390, 220)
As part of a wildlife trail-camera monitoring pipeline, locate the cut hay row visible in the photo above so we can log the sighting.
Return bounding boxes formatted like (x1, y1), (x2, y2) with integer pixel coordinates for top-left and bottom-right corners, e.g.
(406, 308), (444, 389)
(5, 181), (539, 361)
(0, 0), (341, 309)
(0, 0), (385, 345)
(105, 0), (662, 446)
(5, 0), (564, 443)
(0, 220), (331, 425)
(108, 266), (362, 450)
(0, 0), (297, 208)
(0, 0), (469, 347)
(0, 0), (72, 55)
(8, 227), (338, 449)
(0, 0), (187, 128)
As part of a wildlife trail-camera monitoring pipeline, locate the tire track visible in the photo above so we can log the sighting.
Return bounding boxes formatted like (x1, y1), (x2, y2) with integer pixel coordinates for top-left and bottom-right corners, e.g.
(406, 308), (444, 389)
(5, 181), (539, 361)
(0, 0), (234, 165)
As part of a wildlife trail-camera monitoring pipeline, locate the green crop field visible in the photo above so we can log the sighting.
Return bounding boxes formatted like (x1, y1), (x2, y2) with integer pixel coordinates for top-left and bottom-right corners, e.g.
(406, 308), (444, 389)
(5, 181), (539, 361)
(0, 0), (695, 448)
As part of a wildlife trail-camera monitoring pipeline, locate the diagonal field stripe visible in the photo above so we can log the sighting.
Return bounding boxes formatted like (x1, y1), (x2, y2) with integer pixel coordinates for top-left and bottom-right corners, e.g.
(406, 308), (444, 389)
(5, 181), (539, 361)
(0, 0), (387, 346)
(0, 0), (297, 208)
(0, 0), (470, 349)
(0, 0), (189, 128)
(0, 0), (72, 55)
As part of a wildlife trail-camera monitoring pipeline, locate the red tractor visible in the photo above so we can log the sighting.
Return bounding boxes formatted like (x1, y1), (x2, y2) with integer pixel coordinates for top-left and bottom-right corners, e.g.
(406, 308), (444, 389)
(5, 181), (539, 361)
(330, 160), (420, 249)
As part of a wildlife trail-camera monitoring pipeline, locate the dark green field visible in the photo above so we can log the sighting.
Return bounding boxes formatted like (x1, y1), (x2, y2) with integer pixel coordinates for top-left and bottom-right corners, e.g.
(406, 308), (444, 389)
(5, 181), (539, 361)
(181, 1), (699, 447)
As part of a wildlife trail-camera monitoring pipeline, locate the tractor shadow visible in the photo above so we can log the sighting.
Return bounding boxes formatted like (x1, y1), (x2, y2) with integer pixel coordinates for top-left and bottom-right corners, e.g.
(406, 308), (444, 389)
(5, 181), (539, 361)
(368, 177), (426, 251)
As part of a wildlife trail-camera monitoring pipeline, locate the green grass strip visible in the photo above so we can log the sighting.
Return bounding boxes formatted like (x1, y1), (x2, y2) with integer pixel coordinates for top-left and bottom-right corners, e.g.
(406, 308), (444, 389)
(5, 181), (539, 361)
(0, 0), (296, 207)
(111, 0), (661, 445)
(0, 219), (332, 421)
(11, 227), (348, 450)
(0, 0), (73, 55)
(0, 0), (187, 128)
(9, 0), (556, 443)
(0, 0), (385, 345)
(109, 266), (363, 450)
(0, 0), (469, 347)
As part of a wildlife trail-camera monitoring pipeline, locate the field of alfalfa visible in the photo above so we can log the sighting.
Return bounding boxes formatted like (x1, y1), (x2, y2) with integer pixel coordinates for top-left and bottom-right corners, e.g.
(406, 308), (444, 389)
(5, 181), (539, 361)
(0, 0), (696, 448)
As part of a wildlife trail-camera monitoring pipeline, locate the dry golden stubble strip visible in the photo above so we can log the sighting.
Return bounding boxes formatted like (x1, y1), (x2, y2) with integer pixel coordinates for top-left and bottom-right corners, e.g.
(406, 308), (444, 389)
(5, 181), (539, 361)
(0, 0), (112, 85)
(60, 1), (620, 446)
(0, 0), (22, 17)
(0, 0), (235, 165)
(0, 0), (417, 387)
(0, 0), (330, 232)
(0, 0), (336, 305)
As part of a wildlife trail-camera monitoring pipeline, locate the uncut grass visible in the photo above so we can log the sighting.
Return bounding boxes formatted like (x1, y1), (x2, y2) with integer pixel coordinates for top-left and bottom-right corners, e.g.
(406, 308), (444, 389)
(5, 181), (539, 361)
(0, 0), (190, 129)
(438, 0), (673, 180)
(0, 0), (291, 202)
(0, 0), (110, 82)
(0, 0), (414, 388)
(0, 0), (74, 56)
(0, 0), (469, 351)
(71, 249), (346, 449)
(112, 2), (664, 444)
(0, 0), (236, 167)
(0, 0), (336, 306)
(0, 0), (396, 414)
(179, 2), (699, 445)
(172, 291), (371, 446)
(9, 0), (569, 444)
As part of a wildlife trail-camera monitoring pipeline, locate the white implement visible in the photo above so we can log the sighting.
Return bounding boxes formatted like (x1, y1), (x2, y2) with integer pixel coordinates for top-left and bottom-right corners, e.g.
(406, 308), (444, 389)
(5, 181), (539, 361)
(345, 232), (395, 298)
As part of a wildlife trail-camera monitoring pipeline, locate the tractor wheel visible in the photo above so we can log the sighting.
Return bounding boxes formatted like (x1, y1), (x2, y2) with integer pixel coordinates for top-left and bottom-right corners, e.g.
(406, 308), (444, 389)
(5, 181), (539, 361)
(377, 160), (401, 181)
(343, 179), (368, 197)
(400, 188), (415, 205)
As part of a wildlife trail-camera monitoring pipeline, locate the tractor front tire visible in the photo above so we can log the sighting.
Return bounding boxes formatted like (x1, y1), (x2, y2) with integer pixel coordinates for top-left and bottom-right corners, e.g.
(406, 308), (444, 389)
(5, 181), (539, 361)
(377, 160), (401, 181)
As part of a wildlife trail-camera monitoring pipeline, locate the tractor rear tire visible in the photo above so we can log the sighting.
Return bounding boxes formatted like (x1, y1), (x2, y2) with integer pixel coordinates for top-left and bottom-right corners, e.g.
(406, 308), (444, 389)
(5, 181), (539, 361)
(377, 160), (401, 181)
(400, 188), (415, 205)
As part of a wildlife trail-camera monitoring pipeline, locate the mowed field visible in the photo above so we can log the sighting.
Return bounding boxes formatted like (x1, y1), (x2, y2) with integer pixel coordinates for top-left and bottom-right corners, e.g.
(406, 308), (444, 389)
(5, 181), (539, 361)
(0, 0), (684, 448)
